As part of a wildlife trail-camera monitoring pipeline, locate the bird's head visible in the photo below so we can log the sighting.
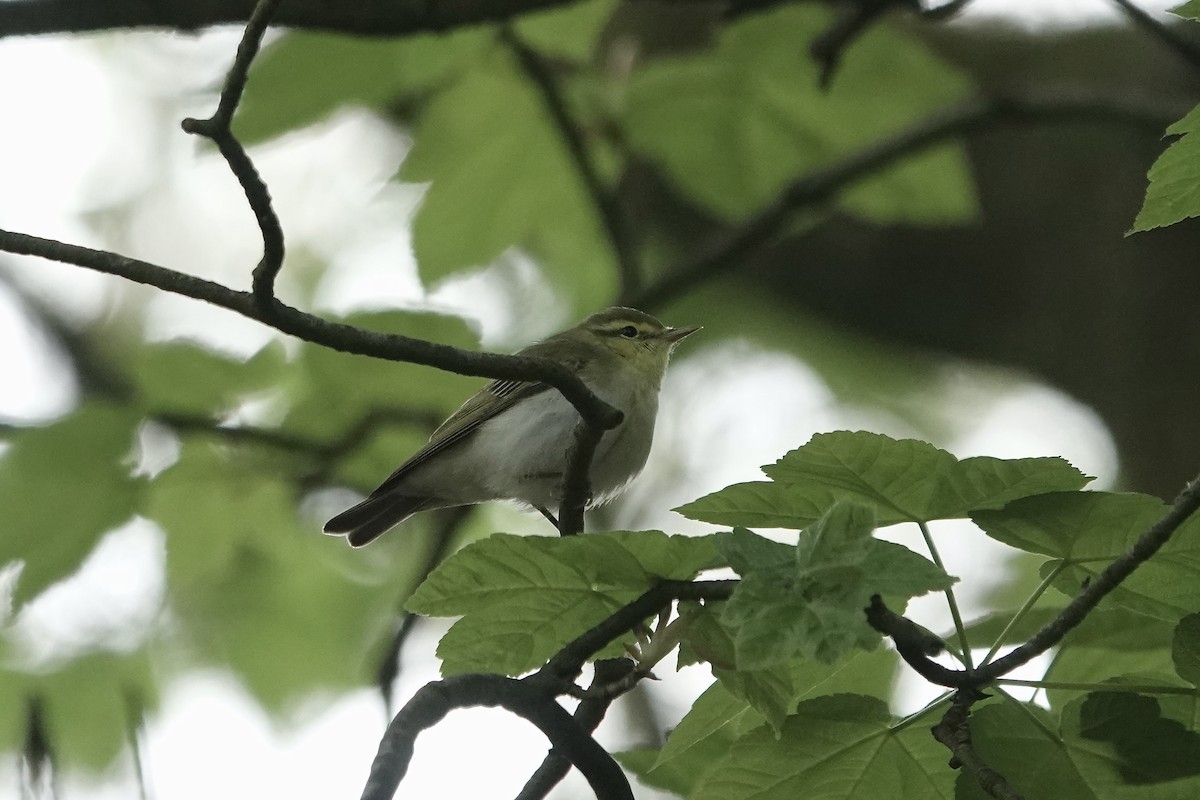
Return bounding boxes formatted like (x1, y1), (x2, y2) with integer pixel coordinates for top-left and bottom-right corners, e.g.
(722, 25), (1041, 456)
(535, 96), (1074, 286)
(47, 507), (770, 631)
(573, 307), (700, 375)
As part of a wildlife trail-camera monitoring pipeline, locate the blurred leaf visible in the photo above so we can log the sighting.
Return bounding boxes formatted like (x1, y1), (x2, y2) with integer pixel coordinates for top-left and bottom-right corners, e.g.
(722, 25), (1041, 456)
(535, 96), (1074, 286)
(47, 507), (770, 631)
(1173, 614), (1200, 686)
(623, 6), (975, 224)
(0, 404), (140, 608)
(400, 50), (617, 313)
(0, 651), (156, 771)
(514, 0), (617, 62)
(407, 531), (718, 675)
(132, 340), (285, 417)
(975, 492), (1200, 621)
(144, 440), (400, 709)
(716, 506), (952, 669)
(694, 694), (953, 800)
(1131, 104), (1200, 232)
(234, 28), (489, 143)
(283, 310), (479, 442)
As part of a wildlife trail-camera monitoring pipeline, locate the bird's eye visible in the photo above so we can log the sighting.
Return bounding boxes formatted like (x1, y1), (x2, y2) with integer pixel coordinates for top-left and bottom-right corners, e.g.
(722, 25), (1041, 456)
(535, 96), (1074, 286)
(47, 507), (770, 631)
(619, 325), (639, 339)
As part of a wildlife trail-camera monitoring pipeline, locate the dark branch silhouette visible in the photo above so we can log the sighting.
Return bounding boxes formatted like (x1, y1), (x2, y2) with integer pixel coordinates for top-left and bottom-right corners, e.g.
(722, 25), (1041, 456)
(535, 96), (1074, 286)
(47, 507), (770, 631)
(932, 693), (1025, 800)
(633, 95), (1173, 312)
(0, 0), (587, 39)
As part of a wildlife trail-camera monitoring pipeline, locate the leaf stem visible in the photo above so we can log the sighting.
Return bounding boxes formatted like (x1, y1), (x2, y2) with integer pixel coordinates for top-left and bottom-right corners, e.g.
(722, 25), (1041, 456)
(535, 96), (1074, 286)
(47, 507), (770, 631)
(998, 678), (1199, 696)
(980, 561), (1066, 666)
(888, 690), (955, 733)
(918, 521), (973, 669)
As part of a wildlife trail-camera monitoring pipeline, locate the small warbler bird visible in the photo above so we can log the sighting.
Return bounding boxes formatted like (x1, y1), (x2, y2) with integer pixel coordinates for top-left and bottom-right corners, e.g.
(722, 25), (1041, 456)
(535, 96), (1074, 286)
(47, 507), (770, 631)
(324, 307), (699, 546)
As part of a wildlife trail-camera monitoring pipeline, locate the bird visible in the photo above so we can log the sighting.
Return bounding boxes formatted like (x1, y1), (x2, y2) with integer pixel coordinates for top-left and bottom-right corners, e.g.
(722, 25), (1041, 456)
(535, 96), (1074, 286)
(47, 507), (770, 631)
(323, 307), (700, 546)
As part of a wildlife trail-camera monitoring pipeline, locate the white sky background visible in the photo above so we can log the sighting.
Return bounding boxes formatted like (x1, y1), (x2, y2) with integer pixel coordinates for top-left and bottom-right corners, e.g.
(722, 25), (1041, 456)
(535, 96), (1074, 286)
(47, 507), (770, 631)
(0, 0), (1178, 797)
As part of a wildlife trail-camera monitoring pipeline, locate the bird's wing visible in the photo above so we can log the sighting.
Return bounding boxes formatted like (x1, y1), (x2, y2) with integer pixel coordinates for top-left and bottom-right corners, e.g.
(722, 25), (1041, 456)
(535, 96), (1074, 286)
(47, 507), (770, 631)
(363, 339), (586, 497)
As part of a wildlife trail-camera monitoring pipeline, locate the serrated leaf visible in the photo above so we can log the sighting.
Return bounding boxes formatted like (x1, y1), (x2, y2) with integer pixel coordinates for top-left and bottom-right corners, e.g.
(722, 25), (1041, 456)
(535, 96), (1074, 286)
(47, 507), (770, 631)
(0, 404), (140, 608)
(234, 28), (489, 143)
(623, 6), (976, 224)
(1131, 103), (1200, 232)
(1174, 1), (1200, 21)
(132, 340), (285, 417)
(1073, 691), (1200, 783)
(975, 491), (1200, 621)
(695, 694), (954, 800)
(408, 531), (718, 675)
(1174, 614), (1200, 686)
(717, 505), (952, 670)
(676, 480), (846, 529)
(746, 431), (1089, 526)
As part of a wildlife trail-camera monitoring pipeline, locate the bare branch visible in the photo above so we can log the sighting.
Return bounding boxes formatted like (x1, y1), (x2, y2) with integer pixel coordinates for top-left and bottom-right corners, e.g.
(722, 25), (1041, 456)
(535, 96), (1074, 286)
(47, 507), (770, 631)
(362, 673), (633, 800)
(0, 0), (587, 40)
(501, 27), (642, 301)
(0, 229), (623, 431)
(514, 658), (635, 800)
(180, 0), (286, 305)
(632, 95), (1175, 312)
(558, 418), (604, 535)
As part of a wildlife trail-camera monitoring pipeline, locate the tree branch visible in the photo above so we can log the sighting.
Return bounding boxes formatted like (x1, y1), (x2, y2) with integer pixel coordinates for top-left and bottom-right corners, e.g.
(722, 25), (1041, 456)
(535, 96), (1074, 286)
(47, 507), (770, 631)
(501, 26), (642, 302)
(0, 0), (587, 40)
(180, 0), (287, 307)
(514, 658), (634, 800)
(362, 673), (633, 800)
(632, 95), (1175, 312)
(869, 474), (1200, 689)
(0, 229), (623, 432)
(558, 418), (603, 535)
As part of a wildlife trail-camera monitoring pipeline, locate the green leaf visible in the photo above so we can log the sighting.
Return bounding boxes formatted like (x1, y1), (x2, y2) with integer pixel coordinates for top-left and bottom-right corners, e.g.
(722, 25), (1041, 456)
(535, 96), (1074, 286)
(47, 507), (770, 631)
(1174, 614), (1200, 686)
(675, 480), (839, 529)
(0, 651), (157, 771)
(962, 699), (1095, 800)
(0, 404), (140, 608)
(695, 694), (954, 800)
(1072, 691), (1200, 784)
(623, 6), (976, 224)
(132, 340), (285, 417)
(514, 0), (617, 62)
(716, 505), (953, 669)
(407, 531), (718, 675)
(144, 441), (400, 710)
(1131, 103), (1200, 232)
(1174, 1), (1200, 21)
(975, 492), (1200, 621)
(400, 50), (617, 311)
(616, 748), (700, 798)
(234, 29), (489, 143)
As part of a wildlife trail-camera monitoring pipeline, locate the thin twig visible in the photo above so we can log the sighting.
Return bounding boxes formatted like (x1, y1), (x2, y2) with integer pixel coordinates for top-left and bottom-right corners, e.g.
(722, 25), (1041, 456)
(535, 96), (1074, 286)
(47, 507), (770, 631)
(1110, 0), (1200, 74)
(180, 0), (286, 305)
(632, 95), (1174, 312)
(558, 418), (603, 535)
(501, 26), (642, 301)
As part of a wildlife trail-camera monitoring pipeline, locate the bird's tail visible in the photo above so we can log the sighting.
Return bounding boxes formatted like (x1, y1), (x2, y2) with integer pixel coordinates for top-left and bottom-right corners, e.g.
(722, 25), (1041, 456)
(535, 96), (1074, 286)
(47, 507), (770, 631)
(323, 493), (435, 547)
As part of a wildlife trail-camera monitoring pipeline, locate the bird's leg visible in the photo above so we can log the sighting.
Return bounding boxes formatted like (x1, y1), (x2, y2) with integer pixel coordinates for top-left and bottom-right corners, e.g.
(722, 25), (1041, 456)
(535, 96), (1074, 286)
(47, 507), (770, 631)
(535, 506), (560, 528)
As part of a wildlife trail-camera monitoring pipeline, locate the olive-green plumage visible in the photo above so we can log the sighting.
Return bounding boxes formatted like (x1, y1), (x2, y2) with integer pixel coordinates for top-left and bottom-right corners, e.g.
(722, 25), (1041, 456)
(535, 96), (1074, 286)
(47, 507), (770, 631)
(324, 307), (699, 546)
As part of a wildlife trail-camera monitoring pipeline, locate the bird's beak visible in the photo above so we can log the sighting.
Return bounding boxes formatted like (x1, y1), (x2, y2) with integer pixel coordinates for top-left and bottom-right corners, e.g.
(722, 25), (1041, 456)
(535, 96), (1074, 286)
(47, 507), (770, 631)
(662, 325), (701, 344)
